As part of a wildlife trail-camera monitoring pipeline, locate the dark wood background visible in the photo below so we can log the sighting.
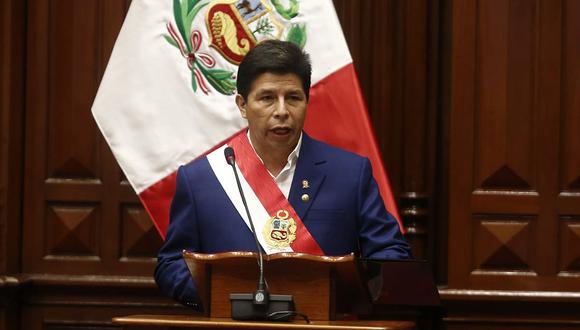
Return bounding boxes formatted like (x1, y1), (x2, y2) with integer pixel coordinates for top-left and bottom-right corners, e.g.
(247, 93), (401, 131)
(1, 0), (579, 329)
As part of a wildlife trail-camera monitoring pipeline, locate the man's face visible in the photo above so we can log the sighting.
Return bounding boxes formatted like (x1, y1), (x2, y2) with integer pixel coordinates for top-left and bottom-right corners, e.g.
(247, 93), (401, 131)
(236, 72), (307, 154)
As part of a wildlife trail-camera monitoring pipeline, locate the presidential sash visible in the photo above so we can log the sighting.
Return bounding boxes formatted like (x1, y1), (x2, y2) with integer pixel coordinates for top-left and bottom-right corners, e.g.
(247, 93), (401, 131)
(206, 132), (324, 255)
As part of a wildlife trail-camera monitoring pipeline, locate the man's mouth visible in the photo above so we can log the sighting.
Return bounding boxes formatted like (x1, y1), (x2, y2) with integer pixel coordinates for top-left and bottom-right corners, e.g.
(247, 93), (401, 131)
(271, 127), (292, 135)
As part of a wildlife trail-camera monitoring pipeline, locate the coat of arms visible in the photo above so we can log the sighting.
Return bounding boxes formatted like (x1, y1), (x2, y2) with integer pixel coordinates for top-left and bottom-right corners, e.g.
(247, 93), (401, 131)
(164, 0), (306, 95)
(263, 210), (297, 249)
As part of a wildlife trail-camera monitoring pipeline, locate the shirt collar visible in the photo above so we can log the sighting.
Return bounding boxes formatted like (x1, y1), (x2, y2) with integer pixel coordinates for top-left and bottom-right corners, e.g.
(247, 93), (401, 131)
(247, 130), (302, 167)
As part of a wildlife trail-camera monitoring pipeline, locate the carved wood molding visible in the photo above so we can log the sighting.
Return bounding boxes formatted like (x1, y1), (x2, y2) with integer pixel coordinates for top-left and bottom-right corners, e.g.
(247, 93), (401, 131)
(441, 288), (580, 328)
(21, 274), (157, 287)
(439, 288), (580, 303)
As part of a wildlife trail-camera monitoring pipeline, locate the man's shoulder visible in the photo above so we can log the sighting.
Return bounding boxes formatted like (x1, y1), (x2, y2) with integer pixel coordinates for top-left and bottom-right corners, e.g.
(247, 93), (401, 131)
(178, 154), (213, 179)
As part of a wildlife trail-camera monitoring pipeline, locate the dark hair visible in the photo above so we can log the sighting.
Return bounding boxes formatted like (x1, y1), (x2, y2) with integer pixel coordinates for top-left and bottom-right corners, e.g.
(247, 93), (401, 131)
(236, 40), (312, 100)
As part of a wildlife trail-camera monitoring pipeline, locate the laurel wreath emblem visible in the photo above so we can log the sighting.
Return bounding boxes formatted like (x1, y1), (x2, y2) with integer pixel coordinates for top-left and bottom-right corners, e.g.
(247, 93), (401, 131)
(165, 0), (236, 95)
(164, 0), (307, 95)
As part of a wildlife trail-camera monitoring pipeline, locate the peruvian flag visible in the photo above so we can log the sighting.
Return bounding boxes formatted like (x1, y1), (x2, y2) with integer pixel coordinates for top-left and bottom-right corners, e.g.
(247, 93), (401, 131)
(92, 0), (403, 237)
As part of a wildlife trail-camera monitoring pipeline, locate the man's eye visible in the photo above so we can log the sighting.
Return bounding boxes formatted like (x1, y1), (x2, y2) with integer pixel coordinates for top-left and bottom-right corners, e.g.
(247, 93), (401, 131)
(288, 95), (303, 102)
(260, 95), (274, 101)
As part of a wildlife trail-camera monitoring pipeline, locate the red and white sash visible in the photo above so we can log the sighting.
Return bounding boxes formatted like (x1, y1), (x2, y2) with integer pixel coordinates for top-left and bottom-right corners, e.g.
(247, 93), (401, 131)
(206, 132), (323, 255)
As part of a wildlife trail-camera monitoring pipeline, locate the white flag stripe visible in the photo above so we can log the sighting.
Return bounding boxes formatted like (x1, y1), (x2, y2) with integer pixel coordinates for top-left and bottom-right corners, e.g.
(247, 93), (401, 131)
(92, 0), (351, 193)
(206, 145), (293, 255)
(299, 1), (352, 85)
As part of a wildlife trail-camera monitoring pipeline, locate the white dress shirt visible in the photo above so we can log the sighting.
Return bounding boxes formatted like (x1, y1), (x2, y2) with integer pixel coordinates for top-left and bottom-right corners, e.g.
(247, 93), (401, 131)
(247, 131), (302, 198)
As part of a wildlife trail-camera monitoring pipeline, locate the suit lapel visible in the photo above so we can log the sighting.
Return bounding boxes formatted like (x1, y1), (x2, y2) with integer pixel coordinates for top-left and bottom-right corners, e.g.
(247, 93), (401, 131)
(289, 134), (326, 220)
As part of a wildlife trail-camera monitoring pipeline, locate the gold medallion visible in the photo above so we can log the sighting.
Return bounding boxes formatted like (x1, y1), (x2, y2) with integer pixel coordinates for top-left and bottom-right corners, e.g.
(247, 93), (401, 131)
(263, 210), (297, 249)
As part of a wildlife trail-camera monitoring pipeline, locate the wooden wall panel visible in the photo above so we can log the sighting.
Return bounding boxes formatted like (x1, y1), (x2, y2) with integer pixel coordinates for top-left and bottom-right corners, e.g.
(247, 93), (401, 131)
(22, 0), (158, 277)
(559, 218), (580, 273)
(475, 0), (536, 190)
(120, 205), (163, 261)
(447, 0), (580, 297)
(46, 0), (101, 180)
(473, 216), (534, 271)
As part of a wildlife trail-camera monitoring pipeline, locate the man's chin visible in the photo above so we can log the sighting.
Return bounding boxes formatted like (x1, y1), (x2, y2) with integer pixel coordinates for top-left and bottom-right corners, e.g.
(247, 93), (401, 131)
(267, 135), (299, 151)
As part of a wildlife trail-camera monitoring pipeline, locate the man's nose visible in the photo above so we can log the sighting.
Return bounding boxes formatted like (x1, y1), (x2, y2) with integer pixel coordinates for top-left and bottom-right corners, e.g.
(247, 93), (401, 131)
(273, 96), (290, 118)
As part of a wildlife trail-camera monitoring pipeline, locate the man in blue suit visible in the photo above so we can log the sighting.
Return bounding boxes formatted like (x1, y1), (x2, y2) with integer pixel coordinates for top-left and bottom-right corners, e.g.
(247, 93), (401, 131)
(155, 40), (411, 308)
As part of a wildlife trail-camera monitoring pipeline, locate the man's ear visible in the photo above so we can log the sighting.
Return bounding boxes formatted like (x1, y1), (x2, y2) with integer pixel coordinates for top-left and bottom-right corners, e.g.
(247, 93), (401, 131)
(235, 94), (247, 119)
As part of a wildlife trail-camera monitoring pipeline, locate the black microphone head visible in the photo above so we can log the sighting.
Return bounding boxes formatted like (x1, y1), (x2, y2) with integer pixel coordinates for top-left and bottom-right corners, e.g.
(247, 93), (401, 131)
(224, 147), (235, 165)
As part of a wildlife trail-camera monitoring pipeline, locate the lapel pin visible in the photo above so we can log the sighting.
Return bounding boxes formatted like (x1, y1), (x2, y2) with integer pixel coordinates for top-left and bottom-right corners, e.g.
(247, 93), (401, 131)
(302, 179), (310, 189)
(301, 193), (310, 202)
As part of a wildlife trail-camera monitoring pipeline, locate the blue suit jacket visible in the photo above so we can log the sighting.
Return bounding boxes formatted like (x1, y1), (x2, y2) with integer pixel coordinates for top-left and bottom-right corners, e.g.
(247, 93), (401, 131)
(155, 134), (411, 307)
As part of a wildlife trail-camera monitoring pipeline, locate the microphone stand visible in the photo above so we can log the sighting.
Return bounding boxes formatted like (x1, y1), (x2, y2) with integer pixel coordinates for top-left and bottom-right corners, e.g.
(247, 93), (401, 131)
(225, 147), (268, 305)
(224, 147), (295, 321)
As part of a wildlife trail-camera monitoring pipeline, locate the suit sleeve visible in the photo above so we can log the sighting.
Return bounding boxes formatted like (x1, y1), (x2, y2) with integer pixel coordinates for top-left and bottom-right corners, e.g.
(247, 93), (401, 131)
(154, 166), (202, 309)
(356, 158), (413, 260)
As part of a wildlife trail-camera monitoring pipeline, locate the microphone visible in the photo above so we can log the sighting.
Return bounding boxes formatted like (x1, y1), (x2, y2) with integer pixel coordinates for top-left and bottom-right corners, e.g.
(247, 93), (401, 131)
(224, 147), (268, 306)
(224, 147), (235, 166)
(224, 147), (295, 321)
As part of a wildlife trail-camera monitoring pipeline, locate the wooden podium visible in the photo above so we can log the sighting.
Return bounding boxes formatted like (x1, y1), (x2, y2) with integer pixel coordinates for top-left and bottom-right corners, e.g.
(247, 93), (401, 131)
(182, 251), (370, 321)
(113, 252), (438, 329)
